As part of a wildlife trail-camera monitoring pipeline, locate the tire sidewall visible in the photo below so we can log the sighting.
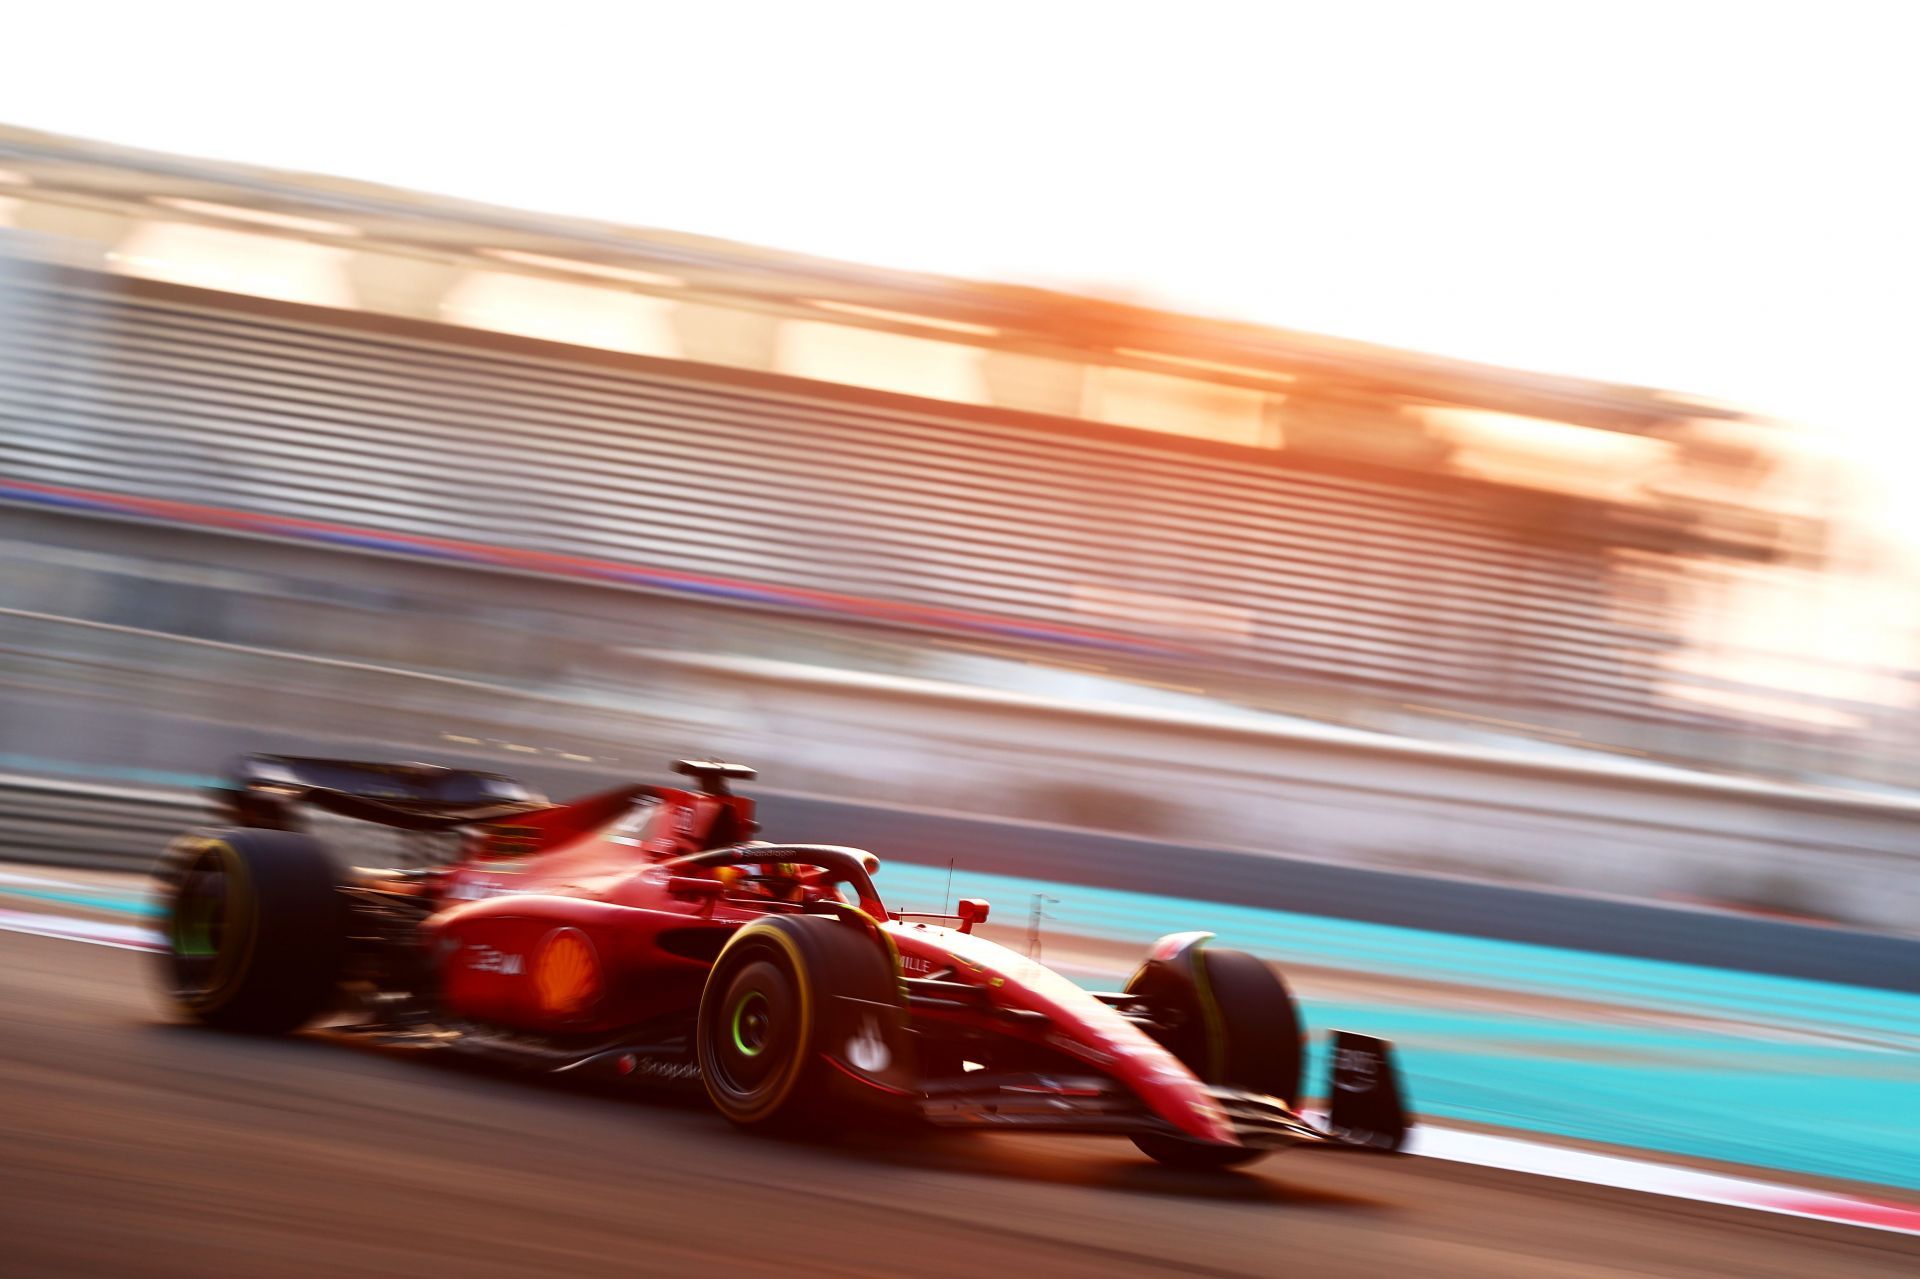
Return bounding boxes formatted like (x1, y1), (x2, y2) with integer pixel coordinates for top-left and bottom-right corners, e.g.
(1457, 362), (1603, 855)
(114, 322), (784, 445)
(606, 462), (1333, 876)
(1124, 945), (1303, 1168)
(154, 827), (345, 1033)
(696, 913), (911, 1130)
(1126, 947), (1302, 1103)
(697, 926), (820, 1125)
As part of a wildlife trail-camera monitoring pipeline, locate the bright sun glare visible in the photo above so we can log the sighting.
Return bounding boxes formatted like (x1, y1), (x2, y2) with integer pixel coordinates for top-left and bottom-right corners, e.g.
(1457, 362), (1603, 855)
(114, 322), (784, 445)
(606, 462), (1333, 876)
(2, 1), (1914, 459)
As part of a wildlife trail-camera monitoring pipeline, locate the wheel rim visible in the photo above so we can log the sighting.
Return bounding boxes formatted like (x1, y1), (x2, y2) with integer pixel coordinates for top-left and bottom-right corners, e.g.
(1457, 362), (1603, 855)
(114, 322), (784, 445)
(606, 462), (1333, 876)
(731, 990), (771, 1057)
(706, 959), (801, 1109)
(168, 845), (249, 1005)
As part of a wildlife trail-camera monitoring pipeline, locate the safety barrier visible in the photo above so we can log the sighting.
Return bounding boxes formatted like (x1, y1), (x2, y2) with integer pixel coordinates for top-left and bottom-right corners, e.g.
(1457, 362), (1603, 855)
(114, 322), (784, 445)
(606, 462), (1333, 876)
(5, 768), (1916, 992)
(642, 650), (1920, 936)
(0, 773), (198, 871)
(4, 597), (1920, 931)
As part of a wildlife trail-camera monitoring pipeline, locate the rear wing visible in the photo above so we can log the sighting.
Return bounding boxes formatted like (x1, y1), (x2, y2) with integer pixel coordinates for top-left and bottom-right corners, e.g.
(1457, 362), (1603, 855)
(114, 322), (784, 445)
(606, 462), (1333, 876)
(212, 754), (549, 832)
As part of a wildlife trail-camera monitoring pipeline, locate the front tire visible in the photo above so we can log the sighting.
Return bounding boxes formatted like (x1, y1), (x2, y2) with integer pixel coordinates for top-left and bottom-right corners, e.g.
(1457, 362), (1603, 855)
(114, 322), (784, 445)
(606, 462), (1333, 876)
(695, 913), (911, 1131)
(155, 829), (346, 1033)
(1127, 945), (1303, 1169)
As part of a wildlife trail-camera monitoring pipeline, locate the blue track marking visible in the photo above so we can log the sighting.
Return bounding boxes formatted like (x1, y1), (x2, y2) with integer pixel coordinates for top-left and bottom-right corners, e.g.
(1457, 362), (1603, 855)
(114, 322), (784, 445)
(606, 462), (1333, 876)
(0, 754), (222, 790)
(0, 885), (159, 916)
(1294, 1001), (1920, 1191)
(876, 860), (1920, 1190)
(877, 863), (1920, 1045)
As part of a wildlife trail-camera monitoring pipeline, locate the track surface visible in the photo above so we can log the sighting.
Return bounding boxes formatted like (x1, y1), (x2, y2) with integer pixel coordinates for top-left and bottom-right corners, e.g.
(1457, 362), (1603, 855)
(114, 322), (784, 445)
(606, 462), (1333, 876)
(2, 932), (1913, 1277)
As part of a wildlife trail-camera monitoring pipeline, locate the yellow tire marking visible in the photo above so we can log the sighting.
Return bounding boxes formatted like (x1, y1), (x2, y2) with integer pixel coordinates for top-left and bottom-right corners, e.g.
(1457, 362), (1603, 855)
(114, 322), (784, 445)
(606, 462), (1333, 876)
(706, 923), (815, 1123)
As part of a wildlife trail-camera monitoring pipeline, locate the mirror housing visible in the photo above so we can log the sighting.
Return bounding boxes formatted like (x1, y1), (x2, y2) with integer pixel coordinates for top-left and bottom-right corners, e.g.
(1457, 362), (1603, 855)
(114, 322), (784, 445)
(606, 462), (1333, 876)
(956, 898), (990, 933)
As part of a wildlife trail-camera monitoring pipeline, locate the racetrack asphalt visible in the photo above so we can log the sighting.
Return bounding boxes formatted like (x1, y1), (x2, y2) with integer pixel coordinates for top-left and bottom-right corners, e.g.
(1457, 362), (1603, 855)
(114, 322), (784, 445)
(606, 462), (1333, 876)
(3, 930), (1914, 1278)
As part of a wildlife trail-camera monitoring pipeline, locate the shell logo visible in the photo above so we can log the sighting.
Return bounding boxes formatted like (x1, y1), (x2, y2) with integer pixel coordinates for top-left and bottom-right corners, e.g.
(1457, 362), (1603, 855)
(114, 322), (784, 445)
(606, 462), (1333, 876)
(533, 927), (601, 1016)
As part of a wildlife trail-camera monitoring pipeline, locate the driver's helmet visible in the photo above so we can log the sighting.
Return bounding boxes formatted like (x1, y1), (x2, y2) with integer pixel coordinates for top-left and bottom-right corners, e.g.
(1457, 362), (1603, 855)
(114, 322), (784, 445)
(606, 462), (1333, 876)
(714, 861), (806, 901)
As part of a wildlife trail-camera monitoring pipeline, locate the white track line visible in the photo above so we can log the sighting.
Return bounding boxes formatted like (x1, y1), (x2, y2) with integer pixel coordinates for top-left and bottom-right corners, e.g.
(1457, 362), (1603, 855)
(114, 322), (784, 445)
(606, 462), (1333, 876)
(2, 907), (1916, 1235)
(0, 908), (160, 951)
(0, 869), (100, 890)
(1408, 1124), (1920, 1237)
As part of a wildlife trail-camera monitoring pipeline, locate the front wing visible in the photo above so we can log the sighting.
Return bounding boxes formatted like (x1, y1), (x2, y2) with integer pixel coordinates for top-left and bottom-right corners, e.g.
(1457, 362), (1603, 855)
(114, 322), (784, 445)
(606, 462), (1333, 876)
(918, 1032), (1410, 1153)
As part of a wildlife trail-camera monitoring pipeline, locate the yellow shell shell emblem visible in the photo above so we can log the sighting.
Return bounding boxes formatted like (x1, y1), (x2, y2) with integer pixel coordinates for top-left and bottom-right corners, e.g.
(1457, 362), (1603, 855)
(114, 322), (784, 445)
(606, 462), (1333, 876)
(534, 927), (601, 1015)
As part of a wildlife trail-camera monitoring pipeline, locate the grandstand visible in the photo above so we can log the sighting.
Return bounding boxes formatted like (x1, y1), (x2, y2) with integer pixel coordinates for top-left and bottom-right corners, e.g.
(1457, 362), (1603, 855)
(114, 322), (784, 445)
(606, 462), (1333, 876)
(1, 124), (1887, 786)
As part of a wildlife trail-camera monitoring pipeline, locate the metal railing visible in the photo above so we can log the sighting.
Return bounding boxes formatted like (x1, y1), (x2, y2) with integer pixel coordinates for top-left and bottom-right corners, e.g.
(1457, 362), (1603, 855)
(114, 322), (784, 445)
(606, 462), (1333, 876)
(0, 773), (196, 871)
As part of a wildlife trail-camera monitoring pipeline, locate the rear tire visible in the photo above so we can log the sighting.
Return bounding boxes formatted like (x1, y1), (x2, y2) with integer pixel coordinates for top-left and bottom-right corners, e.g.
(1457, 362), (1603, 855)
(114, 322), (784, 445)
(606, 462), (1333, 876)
(696, 913), (911, 1132)
(155, 829), (346, 1033)
(1127, 946), (1303, 1169)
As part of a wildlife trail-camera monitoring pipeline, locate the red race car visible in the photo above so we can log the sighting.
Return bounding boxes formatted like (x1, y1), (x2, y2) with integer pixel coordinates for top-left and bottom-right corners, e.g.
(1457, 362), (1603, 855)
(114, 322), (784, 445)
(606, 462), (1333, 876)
(154, 757), (1409, 1168)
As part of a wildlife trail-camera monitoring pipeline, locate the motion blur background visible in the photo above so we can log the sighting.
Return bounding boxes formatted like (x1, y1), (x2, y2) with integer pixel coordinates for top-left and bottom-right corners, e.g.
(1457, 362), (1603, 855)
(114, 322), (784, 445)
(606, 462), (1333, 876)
(4, 2), (1920, 935)
(2, 5), (1920, 1273)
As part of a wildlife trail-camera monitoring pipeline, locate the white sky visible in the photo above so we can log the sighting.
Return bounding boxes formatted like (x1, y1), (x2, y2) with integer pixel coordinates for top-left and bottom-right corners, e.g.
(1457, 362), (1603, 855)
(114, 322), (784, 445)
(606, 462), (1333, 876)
(3, 1), (1916, 446)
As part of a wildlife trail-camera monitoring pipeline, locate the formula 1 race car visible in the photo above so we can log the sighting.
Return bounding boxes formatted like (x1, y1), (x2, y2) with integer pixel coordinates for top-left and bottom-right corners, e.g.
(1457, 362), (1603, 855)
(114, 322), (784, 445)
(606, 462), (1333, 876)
(153, 756), (1409, 1168)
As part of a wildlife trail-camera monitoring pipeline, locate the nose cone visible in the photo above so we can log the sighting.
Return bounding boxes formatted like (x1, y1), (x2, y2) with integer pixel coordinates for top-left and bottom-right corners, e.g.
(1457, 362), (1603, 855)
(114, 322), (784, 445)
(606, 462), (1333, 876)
(887, 921), (1242, 1146)
(1182, 1092), (1241, 1147)
(1117, 1043), (1241, 1146)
